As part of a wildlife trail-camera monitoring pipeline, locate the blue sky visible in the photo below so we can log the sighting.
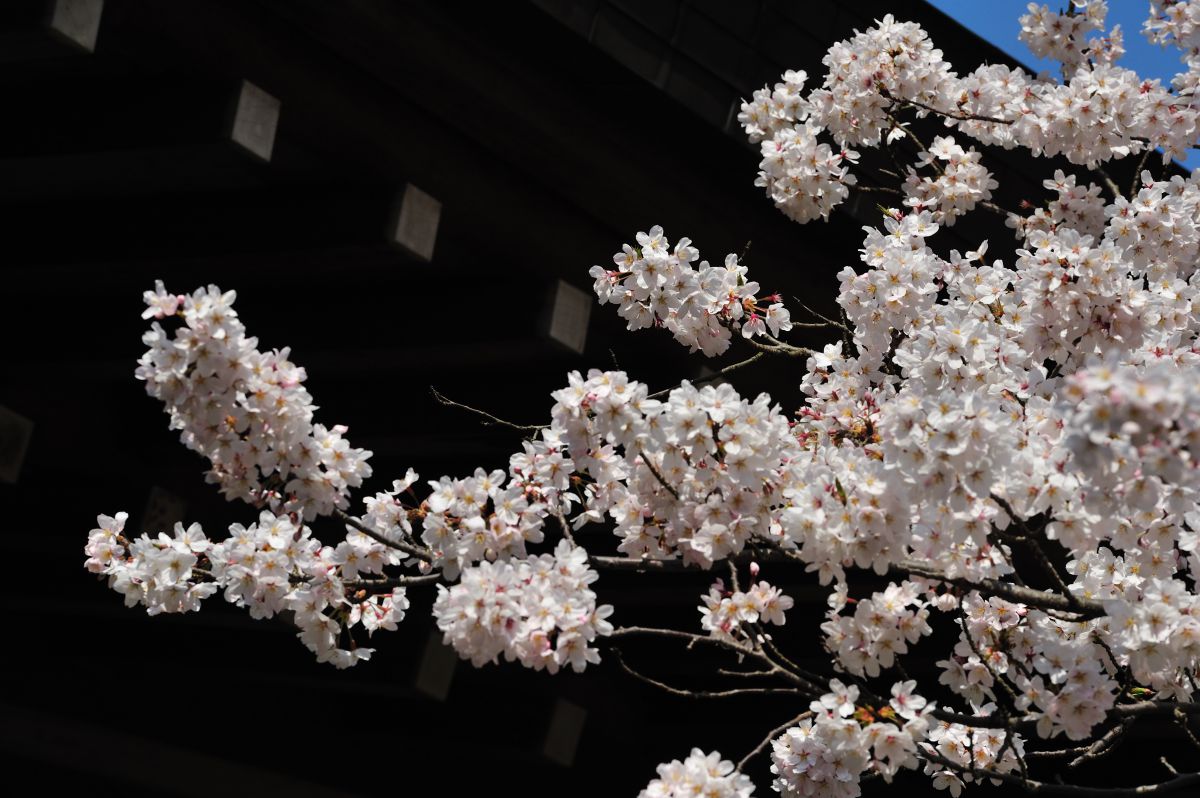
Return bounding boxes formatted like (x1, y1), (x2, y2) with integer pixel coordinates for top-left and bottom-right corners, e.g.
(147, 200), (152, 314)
(926, 0), (1196, 167)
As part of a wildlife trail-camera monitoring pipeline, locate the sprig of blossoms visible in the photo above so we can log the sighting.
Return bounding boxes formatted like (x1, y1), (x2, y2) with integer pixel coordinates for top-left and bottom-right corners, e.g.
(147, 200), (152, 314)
(431, 540), (613, 674)
(699, 575), (793, 643)
(822, 581), (932, 678)
(590, 227), (793, 356)
(85, 509), (408, 668)
(550, 369), (800, 568)
(137, 281), (372, 520)
(1019, 2), (1122, 73)
(902, 136), (998, 225)
(1144, 0), (1200, 52)
(638, 749), (755, 798)
(1006, 169), (1107, 241)
(809, 15), (957, 148)
(921, 716), (1025, 797)
(771, 679), (936, 797)
(739, 70), (860, 223)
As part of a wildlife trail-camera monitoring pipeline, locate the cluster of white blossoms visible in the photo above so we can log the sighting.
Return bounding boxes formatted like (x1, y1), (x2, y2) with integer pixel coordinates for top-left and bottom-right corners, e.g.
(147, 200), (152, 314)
(698, 573), (793, 643)
(739, 4), (1200, 230)
(589, 226), (793, 356)
(1025, 64), (1198, 166)
(638, 749), (756, 798)
(809, 15), (956, 148)
(1058, 357), (1200, 502)
(1144, 0), (1200, 52)
(1019, 1), (1122, 74)
(921, 719), (1025, 798)
(549, 369), (799, 568)
(770, 680), (936, 798)
(90, 3), (1200, 795)
(901, 136), (997, 225)
(936, 595), (1118, 741)
(1007, 169), (1107, 241)
(85, 509), (408, 668)
(137, 281), (372, 520)
(431, 540), (613, 674)
(85, 512), (217, 615)
(821, 581), (932, 679)
(418, 467), (549, 580)
(739, 69), (860, 224)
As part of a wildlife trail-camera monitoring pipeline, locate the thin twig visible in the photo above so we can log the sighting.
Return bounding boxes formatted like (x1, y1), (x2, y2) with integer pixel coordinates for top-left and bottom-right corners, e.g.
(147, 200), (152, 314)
(550, 505), (576, 545)
(737, 711), (813, 772)
(609, 648), (801, 700)
(790, 297), (848, 332)
(1130, 147), (1153, 199)
(852, 184), (904, 197)
(741, 335), (812, 357)
(646, 352), (767, 401)
(608, 625), (755, 656)
(429, 385), (546, 432)
(716, 667), (780, 679)
(1174, 708), (1200, 752)
(881, 88), (1013, 125)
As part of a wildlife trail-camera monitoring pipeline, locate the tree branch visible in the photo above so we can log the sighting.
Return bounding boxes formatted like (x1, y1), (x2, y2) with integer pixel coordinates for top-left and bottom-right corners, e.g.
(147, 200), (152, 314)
(920, 748), (1200, 795)
(740, 334), (813, 358)
(637, 448), (681, 500)
(334, 508), (434, 563)
(1091, 164), (1122, 201)
(608, 625), (756, 656)
(344, 573), (442, 590)
(880, 88), (1014, 124)
(1066, 721), (1131, 770)
(892, 559), (1104, 618)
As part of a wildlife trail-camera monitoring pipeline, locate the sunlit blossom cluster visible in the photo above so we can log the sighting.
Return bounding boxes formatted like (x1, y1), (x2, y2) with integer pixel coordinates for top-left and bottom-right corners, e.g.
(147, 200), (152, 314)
(85, 509), (408, 668)
(638, 749), (756, 798)
(431, 540), (613, 673)
(1019, 1), (1122, 73)
(1007, 169), (1107, 241)
(699, 575), (794, 643)
(137, 281), (372, 520)
(589, 226), (793, 356)
(821, 581), (932, 678)
(902, 136), (997, 224)
(770, 680), (936, 797)
(89, 4), (1200, 795)
(549, 369), (799, 568)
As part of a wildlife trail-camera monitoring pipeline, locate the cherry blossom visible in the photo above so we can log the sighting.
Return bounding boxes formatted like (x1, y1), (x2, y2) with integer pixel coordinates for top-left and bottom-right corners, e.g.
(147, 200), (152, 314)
(86, 4), (1200, 795)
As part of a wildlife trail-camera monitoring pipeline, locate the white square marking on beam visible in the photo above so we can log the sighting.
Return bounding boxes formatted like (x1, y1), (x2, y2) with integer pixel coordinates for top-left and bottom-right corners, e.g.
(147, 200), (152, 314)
(548, 280), (591, 354)
(0, 406), (32, 485)
(391, 184), (441, 262)
(541, 698), (587, 766)
(414, 630), (457, 701)
(229, 80), (281, 162)
(49, 0), (104, 53)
